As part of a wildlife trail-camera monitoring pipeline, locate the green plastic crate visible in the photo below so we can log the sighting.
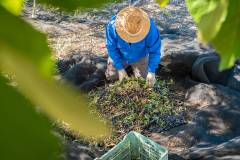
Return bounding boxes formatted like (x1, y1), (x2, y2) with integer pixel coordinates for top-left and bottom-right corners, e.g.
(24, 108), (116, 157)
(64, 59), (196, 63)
(95, 131), (168, 160)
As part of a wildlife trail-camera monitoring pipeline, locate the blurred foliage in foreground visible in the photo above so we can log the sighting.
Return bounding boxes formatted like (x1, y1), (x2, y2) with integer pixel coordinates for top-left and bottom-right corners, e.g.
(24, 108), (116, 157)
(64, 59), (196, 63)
(0, 0), (112, 160)
(159, 0), (240, 70)
(0, 76), (60, 160)
(0, 0), (239, 159)
(186, 0), (240, 70)
(0, 0), (23, 15)
(0, 0), (109, 137)
(157, 0), (170, 8)
(87, 78), (186, 148)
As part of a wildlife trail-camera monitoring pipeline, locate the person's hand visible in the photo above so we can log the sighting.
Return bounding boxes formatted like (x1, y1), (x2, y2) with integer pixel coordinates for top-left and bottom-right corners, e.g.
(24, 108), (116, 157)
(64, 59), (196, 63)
(118, 69), (128, 81)
(146, 72), (156, 87)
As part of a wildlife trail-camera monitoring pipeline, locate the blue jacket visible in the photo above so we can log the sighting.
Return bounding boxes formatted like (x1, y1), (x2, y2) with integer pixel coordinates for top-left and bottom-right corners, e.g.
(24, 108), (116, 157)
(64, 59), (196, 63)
(106, 16), (161, 73)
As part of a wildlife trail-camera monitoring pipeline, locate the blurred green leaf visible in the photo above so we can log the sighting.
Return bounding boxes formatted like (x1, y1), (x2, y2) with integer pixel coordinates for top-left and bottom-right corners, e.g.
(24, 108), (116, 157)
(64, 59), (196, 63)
(186, 0), (240, 70)
(186, 0), (228, 42)
(38, 0), (118, 11)
(0, 5), (53, 77)
(0, 6), (110, 138)
(0, 0), (23, 15)
(156, 0), (170, 8)
(0, 75), (60, 160)
(211, 0), (240, 70)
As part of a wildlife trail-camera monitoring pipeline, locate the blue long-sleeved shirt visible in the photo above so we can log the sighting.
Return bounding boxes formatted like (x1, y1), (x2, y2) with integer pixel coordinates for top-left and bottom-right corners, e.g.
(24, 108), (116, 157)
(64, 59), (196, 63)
(106, 16), (161, 73)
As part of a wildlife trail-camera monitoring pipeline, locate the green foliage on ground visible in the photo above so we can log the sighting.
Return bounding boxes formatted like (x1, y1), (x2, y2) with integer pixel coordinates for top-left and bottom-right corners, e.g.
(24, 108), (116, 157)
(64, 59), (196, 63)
(88, 78), (185, 147)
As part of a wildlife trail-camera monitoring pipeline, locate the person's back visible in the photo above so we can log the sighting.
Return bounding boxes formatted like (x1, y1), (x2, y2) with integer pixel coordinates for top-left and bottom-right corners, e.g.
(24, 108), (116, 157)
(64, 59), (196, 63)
(105, 7), (161, 87)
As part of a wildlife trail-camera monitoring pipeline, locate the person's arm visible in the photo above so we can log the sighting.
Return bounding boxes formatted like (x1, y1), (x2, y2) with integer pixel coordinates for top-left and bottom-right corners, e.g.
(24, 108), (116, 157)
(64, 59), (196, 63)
(146, 20), (161, 73)
(106, 23), (124, 71)
(146, 19), (161, 87)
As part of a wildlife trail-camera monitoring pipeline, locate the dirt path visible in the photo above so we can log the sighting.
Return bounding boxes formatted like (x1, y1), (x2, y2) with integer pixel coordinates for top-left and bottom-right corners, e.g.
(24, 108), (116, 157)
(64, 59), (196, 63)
(23, 0), (196, 59)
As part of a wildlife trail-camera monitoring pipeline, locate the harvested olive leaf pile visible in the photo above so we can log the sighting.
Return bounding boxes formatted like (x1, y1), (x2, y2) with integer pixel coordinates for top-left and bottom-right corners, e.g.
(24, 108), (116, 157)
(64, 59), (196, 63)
(88, 77), (186, 147)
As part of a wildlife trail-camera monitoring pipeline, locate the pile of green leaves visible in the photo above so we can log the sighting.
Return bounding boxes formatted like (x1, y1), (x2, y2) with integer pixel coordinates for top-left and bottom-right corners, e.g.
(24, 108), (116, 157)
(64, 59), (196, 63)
(186, 0), (240, 70)
(88, 78), (186, 146)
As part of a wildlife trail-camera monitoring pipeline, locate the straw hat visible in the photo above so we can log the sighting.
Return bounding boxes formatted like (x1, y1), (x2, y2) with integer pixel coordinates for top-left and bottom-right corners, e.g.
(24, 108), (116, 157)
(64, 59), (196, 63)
(116, 7), (150, 43)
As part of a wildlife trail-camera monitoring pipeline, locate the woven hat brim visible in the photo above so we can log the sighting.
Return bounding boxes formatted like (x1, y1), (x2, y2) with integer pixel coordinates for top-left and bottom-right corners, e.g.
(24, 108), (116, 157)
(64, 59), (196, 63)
(116, 7), (150, 43)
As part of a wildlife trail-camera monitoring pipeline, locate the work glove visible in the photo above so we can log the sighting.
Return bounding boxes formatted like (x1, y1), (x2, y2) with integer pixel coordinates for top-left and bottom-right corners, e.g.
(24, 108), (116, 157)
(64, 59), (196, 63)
(118, 69), (128, 82)
(146, 72), (156, 87)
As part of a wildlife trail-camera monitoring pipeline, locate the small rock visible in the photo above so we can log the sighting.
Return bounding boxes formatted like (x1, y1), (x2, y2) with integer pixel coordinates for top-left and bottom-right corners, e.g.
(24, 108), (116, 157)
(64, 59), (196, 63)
(185, 84), (222, 108)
